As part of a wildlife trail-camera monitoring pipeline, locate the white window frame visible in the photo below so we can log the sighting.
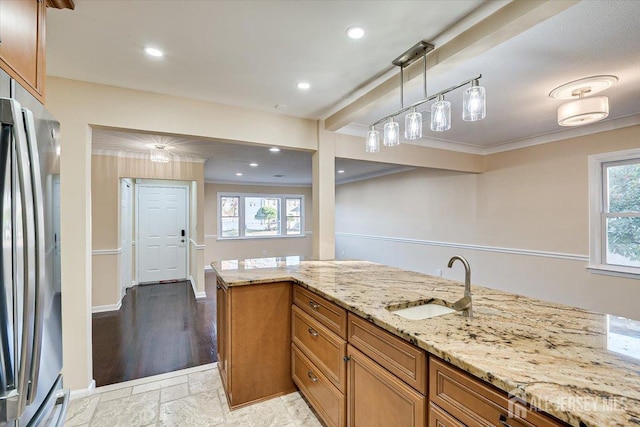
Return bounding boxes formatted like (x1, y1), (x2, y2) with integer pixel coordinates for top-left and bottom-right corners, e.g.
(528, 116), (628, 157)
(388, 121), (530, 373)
(588, 148), (640, 278)
(217, 192), (305, 240)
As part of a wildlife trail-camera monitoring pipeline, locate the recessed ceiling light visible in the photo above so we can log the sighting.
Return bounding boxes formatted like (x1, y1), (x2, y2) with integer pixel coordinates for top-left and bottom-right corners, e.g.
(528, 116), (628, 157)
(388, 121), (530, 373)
(337, 170), (345, 174)
(269, 147), (281, 152)
(144, 47), (164, 57)
(250, 162), (258, 167)
(145, 143), (174, 150)
(297, 82), (311, 90)
(235, 173), (243, 176)
(346, 27), (365, 39)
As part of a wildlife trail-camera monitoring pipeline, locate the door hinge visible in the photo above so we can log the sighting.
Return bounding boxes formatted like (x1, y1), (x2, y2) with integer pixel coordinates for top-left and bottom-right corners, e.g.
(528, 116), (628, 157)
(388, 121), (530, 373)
(343, 356), (351, 362)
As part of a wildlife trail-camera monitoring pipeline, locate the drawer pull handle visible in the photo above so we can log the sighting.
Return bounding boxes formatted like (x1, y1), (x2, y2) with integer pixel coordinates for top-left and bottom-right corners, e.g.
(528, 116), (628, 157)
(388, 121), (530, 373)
(307, 370), (319, 383)
(307, 327), (319, 337)
(308, 300), (320, 310)
(499, 415), (513, 427)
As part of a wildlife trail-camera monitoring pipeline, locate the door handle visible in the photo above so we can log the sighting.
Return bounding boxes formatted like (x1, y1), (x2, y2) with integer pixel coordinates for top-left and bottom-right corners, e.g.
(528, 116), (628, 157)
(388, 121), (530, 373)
(1, 98), (37, 419)
(23, 108), (46, 404)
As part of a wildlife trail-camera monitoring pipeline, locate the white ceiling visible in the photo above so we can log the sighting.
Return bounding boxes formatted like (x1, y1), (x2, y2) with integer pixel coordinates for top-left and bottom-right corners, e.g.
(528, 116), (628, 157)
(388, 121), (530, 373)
(91, 128), (412, 186)
(48, 1), (640, 185)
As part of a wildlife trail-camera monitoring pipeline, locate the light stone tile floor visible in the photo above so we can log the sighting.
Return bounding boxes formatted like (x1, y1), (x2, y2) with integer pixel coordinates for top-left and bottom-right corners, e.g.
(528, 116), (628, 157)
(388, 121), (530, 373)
(65, 363), (323, 427)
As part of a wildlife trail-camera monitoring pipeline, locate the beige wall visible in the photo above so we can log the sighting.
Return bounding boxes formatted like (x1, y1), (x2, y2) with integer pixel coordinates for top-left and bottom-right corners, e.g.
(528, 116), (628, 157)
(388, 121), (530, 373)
(46, 75), (322, 390)
(204, 183), (313, 263)
(91, 154), (205, 307)
(336, 125), (640, 319)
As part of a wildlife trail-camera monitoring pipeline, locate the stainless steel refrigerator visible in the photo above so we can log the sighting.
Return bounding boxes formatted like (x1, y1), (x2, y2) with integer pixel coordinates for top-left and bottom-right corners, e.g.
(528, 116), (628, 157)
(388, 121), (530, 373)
(0, 70), (68, 426)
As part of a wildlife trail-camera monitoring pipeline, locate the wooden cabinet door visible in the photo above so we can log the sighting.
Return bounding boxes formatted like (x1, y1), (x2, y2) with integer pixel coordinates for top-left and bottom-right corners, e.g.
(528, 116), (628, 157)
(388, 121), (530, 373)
(347, 345), (425, 427)
(216, 281), (229, 392)
(0, 0), (46, 102)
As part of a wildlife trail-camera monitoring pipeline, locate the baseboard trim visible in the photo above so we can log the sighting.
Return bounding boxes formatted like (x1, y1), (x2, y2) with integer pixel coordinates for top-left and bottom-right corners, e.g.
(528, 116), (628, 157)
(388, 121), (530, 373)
(335, 232), (589, 262)
(189, 275), (206, 299)
(92, 248), (121, 255)
(70, 379), (96, 400)
(92, 301), (122, 313)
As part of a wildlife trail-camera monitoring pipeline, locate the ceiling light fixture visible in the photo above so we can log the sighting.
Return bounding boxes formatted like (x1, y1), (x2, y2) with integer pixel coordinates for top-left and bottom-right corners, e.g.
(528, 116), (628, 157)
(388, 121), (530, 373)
(144, 47), (164, 57)
(346, 27), (365, 39)
(269, 147), (281, 152)
(149, 144), (170, 163)
(337, 170), (345, 174)
(366, 41), (486, 153)
(550, 75), (617, 127)
(249, 162), (258, 167)
(236, 173), (243, 176)
(297, 82), (311, 90)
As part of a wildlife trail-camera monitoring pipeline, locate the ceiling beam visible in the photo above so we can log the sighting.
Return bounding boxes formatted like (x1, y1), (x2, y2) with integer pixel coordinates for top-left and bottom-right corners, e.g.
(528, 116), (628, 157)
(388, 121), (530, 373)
(324, 0), (580, 132)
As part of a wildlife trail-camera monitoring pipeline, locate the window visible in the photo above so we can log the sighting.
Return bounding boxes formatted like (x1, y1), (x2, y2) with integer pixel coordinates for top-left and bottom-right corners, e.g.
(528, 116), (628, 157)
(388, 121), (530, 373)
(589, 149), (640, 276)
(218, 193), (304, 239)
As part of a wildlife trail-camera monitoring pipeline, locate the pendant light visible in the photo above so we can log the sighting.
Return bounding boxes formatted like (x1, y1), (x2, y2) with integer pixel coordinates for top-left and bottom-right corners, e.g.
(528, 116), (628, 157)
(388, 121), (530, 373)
(384, 118), (400, 147)
(366, 126), (380, 153)
(365, 40), (486, 152)
(405, 107), (422, 140)
(431, 95), (451, 132)
(463, 80), (486, 121)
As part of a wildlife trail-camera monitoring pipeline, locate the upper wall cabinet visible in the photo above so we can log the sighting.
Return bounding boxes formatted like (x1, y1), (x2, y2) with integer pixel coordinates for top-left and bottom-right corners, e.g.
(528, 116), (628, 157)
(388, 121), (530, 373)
(0, 0), (46, 101)
(0, 0), (74, 103)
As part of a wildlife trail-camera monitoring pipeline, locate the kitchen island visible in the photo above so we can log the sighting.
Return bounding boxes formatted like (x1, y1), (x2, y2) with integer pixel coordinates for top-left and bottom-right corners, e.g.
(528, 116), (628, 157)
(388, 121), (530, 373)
(212, 257), (640, 427)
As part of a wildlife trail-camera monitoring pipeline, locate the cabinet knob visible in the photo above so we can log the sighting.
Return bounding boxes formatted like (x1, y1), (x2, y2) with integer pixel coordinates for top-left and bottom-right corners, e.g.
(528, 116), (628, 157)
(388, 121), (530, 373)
(308, 300), (320, 310)
(307, 327), (319, 337)
(307, 370), (319, 383)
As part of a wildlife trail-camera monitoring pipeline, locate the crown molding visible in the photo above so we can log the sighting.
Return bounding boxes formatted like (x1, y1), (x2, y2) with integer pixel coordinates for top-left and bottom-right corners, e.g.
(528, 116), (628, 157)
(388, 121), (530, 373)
(92, 148), (207, 163)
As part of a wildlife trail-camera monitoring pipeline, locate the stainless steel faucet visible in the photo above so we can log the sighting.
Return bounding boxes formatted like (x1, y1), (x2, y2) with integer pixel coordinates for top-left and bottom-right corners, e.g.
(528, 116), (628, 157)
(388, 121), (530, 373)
(447, 255), (473, 318)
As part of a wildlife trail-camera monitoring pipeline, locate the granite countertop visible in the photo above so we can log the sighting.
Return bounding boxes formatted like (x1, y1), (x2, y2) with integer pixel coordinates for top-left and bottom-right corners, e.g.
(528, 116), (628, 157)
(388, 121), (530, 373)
(212, 257), (640, 427)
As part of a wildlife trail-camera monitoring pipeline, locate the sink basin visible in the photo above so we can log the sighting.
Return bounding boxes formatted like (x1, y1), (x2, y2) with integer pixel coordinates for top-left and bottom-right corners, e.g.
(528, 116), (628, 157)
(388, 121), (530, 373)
(388, 302), (456, 320)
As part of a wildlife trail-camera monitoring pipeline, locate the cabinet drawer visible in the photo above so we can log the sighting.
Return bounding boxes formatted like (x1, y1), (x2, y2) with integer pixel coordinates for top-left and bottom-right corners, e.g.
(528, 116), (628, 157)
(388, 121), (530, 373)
(348, 314), (426, 394)
(429, 403), (464, 427)
(430, 357), (566, 427)
(292, 305), (347, 392)
(292, 344), (346, 427)
(294, 286), (347, 339)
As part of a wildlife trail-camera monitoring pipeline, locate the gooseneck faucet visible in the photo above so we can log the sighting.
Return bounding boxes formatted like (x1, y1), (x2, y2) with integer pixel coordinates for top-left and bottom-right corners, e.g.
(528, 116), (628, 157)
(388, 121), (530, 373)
(447, 255), (473, 318)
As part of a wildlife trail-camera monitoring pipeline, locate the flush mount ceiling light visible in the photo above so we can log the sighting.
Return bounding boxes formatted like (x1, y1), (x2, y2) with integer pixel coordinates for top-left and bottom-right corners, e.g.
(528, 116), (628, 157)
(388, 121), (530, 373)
(366, 41), (486, 153)
(144, 47), (164, 57)
(149, 144), (171, 163)
(346, 26), (365, 39)
(550, 76), (617, 127)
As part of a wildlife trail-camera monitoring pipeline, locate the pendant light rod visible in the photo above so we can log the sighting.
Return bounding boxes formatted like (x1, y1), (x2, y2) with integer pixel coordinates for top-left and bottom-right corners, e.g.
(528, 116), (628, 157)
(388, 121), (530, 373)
(423, 52), (427, 99)
(400, 66), (404, 109)
(371, 74), (482, 128)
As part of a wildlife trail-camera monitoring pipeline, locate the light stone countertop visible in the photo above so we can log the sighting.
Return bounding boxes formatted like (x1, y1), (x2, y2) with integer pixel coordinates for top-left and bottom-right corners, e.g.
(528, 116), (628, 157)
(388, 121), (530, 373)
(211, 257), (640, 427)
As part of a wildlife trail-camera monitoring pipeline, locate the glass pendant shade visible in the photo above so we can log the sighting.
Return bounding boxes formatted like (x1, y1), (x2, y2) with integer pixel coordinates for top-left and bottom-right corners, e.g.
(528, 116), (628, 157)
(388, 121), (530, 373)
(431, 96), (451, 132)
(384, 118), (400, 147)
(557, 96), (609, 126)
(366, 127), (380, 153)
(404, 108), (423, 140)
(150, 147), (170, 163)
(463, 84), (486, 122)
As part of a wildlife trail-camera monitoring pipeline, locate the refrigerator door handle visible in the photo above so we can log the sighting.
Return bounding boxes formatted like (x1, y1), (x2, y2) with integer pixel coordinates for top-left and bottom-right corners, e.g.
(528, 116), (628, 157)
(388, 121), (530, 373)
(22, 374), (68, 427)
(22, 108), (45, 404)
(0, 98), (37, 420)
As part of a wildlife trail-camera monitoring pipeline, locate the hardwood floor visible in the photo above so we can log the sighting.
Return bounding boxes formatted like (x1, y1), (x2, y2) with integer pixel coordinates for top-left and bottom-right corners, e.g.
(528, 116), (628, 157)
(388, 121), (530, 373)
(92, 271), (218, 387)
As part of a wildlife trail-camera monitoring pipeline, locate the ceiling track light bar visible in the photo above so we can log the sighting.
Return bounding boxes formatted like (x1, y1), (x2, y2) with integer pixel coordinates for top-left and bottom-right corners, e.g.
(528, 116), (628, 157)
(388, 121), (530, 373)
(371, 74), (482, 128)
(366, 40), (486, 153)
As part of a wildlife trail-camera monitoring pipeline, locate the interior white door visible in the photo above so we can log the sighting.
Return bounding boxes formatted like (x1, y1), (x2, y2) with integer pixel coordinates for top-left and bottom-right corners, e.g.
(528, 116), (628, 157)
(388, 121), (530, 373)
(137, 185), (188, 283)
(120, 179), (133, 295)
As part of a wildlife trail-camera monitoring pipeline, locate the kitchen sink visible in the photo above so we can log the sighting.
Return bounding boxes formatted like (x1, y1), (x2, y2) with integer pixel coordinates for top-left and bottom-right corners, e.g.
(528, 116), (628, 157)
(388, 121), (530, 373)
(387, 301), (456, 320)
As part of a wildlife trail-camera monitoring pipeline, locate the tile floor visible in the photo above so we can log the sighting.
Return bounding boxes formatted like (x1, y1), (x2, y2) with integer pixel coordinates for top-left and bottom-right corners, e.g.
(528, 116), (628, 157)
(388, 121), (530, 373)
(65, 363), (322, 427)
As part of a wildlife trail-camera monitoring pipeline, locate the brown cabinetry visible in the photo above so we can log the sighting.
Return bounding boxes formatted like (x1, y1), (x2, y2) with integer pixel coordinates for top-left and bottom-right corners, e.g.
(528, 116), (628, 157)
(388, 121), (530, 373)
(216, 280), (295, 409)
(292, 285), (348, 427)
(0, 0), (46, 102)
(347, 345), (425, 427)
(429, 357), (566, 427)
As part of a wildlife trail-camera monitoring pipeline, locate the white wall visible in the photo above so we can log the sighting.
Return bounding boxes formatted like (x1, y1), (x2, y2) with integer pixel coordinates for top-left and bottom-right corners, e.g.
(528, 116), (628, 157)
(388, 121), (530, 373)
(336, 125), (640, 319)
